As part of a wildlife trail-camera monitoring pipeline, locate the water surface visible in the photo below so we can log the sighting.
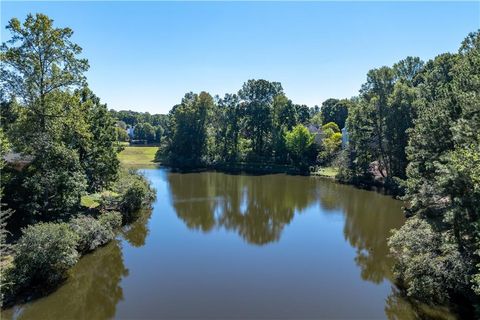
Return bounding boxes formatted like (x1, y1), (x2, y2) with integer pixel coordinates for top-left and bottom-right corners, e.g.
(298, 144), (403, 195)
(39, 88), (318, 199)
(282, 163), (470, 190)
(3, 169), (455, 319)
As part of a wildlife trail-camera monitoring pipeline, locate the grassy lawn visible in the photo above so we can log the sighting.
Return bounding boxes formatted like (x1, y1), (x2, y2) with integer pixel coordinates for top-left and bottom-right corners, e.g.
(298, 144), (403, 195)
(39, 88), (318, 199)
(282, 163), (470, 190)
(81, 191), (120, 209)
(118, 146), (159, 168)
(80, 194), (100, 209)
(312, 166), (339, 178)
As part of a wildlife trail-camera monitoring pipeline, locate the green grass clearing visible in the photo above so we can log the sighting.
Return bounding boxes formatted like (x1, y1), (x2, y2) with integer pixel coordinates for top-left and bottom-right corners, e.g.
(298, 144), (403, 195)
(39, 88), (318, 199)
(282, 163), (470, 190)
(312, 166), (339, 178)
(118, 146), (159, 168)
(80, 194), (101, 209)
(81, 191), (120, 209)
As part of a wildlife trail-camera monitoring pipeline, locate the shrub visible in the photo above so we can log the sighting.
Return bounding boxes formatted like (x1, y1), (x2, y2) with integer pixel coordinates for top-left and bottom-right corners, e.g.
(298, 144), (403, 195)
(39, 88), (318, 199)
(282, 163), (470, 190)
(120, 180), (148, 221)
(113, 170), (155, 224)
(10, 222), (79, 292)
(285, 125), (315, 169)
(317, 123), (342, 165)
(98, 211), (122, 234)
(0, 256), (14, 307)
(18, 144), (88, 219)
(388, 217), (471, 303)
(321, 122), (341, 133)
(70, 211), (122, 254)
(69, 215), (105, 254)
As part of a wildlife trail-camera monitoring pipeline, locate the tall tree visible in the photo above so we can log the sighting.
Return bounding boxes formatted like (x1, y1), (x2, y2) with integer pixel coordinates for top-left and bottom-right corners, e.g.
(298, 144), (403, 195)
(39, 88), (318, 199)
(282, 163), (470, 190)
(213, 93), (243, 162)
(294, 104), (310, 124)
(344, 59), (422, 186)
(168, 92), (213, 167)
(0, 14), (89, 136)
(75, 88), (120, 191)
(135, 122), (156, 143)
(321, 98), (350, 128)
(238, 79), (283, 160)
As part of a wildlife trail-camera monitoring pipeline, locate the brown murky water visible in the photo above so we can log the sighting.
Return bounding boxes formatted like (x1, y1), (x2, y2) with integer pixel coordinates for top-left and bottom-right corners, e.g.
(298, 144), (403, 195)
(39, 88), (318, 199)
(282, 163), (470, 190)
(2, 170), (457, 319)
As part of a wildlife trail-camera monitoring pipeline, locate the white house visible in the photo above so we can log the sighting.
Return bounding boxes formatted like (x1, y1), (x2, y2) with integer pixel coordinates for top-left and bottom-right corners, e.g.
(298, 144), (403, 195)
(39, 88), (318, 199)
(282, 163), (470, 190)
(341, 127), (349, 148)
(126, 126), (135, 139)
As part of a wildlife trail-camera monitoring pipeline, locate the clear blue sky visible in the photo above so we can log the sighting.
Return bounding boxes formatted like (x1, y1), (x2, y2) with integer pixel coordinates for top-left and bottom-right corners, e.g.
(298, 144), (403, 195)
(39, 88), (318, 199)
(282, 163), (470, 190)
(2, 1), (479, 114)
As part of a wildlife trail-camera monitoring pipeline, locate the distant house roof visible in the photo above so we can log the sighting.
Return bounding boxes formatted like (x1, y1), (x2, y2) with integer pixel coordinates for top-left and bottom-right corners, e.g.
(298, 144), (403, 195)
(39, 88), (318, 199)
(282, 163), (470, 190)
(306, 125), (324, 145)
(307, 124), (320, 134)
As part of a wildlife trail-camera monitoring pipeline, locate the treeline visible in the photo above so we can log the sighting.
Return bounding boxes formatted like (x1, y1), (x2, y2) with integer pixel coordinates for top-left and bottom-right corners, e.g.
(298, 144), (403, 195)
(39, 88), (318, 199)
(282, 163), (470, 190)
(110, 109), (168, 144)
(0, 14), (154, 306)
(386, 32), (479, 314)
(331, 30), (480, 315)
(159, 31), (480, 314)
(158, 80), (349, 171)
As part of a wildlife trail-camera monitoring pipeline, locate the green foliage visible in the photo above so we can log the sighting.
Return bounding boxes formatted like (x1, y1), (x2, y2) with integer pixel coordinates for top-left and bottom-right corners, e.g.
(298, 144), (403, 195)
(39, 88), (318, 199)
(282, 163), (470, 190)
(116, 121), (127, 130)
(12, 143), (87, 220)
(334, 32), (480, 309)
(69, 212), (121, 254)
(154, 125), (164, 143)
(1, 14), (120, 220)
(0, 13), (89, 105)
(76, 88), (121, 192)
(212, 93), (243, 162)
(162, 79), (318, 168)
(322, 122), (340, 133)
(320, 98), (350, 128)
(0, 13), (155, 306)
(112, 170), (155, 223)
(120, 181), (152, 222)
(0, 129), (12, 256)
(98, 211), (122, 232)
(345, 57), (422, 186)
(389, 217), (470, 303)
(115, 126), (129, 142)
(166, 92), (213, 167)
(317, 122), (342, 165)
(10, 223), (79, 292)
(239, 79), (283, 159)
(0, 14), (89, 158)
(285, 125), (315, 168)
(109, 109), (168, 128)
(295, 104), (310, 124)
(109, 110), (167, 142)
(389, 31), (480, 308)
(69, 215), (110, 254)
(309, 112), (322, 127)
(135, 122), (156, 143)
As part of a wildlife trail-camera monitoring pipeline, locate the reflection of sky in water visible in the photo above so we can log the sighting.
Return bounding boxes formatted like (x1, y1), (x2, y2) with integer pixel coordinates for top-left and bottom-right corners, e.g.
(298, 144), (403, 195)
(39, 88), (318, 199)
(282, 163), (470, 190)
(240, 187), (248, 216)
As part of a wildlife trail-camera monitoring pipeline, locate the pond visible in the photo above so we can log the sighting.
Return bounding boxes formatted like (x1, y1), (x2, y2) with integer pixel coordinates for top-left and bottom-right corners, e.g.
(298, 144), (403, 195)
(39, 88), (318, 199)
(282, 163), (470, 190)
(2, 169), (457, 319)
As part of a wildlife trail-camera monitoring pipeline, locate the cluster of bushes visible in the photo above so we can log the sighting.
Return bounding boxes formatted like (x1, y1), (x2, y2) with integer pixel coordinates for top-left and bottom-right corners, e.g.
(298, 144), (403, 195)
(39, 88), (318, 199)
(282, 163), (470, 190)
(113, 170), (156, 223)
(0, 170), (154, 307)
(70, 212), (122, 254)
(316, 122), (343, 165)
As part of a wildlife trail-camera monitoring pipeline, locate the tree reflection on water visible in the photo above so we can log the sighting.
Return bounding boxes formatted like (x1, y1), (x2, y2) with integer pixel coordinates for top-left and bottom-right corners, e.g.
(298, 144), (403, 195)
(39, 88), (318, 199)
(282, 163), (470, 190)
(167, 171), (403, 285)
(3, 240), (128, 320)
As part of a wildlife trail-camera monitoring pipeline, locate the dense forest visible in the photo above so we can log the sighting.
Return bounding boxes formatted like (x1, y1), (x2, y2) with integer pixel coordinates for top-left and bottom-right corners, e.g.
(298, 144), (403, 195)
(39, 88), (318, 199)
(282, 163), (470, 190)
(0, 14), (154, 306)
(0, 12), (478, 316)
